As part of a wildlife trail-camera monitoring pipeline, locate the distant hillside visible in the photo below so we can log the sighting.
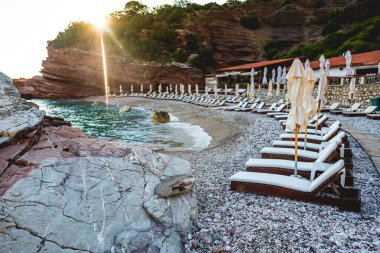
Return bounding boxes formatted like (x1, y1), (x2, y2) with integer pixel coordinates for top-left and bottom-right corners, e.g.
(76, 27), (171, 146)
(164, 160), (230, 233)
(49, 0), (379, 73)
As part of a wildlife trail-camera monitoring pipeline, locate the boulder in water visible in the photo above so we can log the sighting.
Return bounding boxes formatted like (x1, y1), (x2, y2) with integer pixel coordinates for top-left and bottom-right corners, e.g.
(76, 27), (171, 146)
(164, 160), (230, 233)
(151, 111), (170, 123)
(0, 72), (20, 97)
(92, 100), (107, 106)
(119, 105), (131, 112)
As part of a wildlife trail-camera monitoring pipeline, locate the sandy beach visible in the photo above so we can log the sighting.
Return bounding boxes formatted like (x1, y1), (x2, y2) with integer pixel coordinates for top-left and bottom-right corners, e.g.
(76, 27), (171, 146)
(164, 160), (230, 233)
(85, 96), (380, 253)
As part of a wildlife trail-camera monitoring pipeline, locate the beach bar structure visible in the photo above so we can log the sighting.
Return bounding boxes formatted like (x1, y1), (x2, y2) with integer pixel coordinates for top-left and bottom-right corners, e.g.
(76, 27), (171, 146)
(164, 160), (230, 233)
(209, 57), (298, 88)
(309, 50), (380, 78)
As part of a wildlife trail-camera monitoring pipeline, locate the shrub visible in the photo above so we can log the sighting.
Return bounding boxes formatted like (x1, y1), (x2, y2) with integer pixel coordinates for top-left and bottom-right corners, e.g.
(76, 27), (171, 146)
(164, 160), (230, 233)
(263, 39), (282, 59)
(189, 48), (215, 73)
(240, 15), (261, 30)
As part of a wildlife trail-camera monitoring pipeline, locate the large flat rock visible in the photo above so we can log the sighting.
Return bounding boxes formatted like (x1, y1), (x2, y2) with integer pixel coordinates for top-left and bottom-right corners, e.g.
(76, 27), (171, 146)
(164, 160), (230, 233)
(0, 147), (197, 253)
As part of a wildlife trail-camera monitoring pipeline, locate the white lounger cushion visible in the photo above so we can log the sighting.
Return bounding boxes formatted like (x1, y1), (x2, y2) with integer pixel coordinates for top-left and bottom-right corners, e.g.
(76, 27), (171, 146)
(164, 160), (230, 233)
(246, 159), (332, 172)
(260, 147), (319, 159)
(280, 123), (340, 141)
(231, 160), (344, 193)
(261, 142), (338, 161)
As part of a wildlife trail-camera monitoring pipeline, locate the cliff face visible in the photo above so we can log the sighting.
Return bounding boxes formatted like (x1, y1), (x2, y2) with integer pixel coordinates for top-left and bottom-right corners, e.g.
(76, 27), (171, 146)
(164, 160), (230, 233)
(201, 0), (374, 65)
(16, 47), (204, 99)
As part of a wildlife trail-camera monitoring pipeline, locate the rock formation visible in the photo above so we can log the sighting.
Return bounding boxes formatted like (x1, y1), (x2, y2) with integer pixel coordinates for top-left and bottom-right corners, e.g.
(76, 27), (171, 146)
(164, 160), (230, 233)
(151, 111), (171, 123)
(0, 72), (197, 252)
(14, 47), (205, 99)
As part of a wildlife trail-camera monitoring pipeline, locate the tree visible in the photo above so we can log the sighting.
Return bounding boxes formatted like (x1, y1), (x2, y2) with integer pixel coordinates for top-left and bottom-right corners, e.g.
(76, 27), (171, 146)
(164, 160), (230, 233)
(123, 1), (149, 16)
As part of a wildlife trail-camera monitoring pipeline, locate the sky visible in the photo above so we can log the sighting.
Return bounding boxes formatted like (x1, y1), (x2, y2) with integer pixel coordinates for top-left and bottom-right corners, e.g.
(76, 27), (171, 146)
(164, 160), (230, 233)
(0, 0), (227, 78)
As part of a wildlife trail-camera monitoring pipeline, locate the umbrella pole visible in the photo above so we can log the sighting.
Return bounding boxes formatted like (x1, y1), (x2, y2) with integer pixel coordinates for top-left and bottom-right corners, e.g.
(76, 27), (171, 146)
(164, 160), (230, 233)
(350, 94), (353, 111)
(304, 127), (308, 150)
(315, 100), (321, 135)
(294, 124), (299, 176)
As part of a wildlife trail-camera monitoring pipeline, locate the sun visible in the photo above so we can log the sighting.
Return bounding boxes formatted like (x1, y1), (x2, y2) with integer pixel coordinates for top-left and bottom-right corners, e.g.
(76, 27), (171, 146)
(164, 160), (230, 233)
(91, 15), (107, 30)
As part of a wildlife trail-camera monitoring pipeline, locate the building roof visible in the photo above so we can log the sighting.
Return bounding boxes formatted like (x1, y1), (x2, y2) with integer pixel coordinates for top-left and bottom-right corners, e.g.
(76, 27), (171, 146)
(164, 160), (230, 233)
(217, 57), (298, 72)
(309, 50), (380, 69)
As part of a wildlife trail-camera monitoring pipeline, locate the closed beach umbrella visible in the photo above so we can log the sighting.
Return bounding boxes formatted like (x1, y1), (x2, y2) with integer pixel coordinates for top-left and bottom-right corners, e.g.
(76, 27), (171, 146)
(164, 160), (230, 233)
(285, 59), (308, 176)
(224, 84), (228, 95)
(348, 78), (356, 109)
(267, 80), (273, 99)
(250, 68), (255, 97)
(276, 80), (280, 97)
(119, 85), (123, 94)
(345, 50), (353, 76)
(130, 84), (133, 93)
(188, 84), (192, 95)
(281, 66), (287, 84)
(205, 85), (208, 95)
(319, 55), (325, 77)
(214, 83), (218, 95)
(262, 67), (268, 85)
(235, 83), (239, 97)
(140, 84), (143, 93)
(246, 84), (250, 98)
(149, 84), (152, 93)
(196, 84), (199, 95)
(277, 66), (282, 85)
(325, 59), (330, 77)
(170, 83), (172, 92)
(175, 84), (178, 95)
(272, 69), (276, 83)
(304, 67), (317, 119)
(305, 59), (310, 69)
(315, 69), (328, 134)
(378, 62), (380, 74)
(159, 84), (162, 94)
(166, 86), (169, 94)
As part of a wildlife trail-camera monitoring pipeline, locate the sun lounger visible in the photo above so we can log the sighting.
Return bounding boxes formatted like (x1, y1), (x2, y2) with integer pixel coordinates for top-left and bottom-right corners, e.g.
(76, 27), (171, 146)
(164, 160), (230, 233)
(331, 103), (361, 115)
(367, 113), (380, 120)
(252, 103), (278, 113)
(279, 122), (341, 144)
(280, 114), (328, 130)
(320, 103), (340, 112)
(260, 141), (339, 162)
(342, 106), (378, 117)
(225, 102), (245, 111)
(230, 159), (360, 212)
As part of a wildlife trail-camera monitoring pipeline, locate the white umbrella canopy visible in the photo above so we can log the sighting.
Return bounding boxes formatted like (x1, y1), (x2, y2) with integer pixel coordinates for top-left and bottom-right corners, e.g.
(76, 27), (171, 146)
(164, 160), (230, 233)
(325, 59), (331, 77)
(348, 77), (356, 101)
(276, 81), (280, 97)
(272, 69), (276, 83)
(316, 70), (328, 107)
(130, 84), (134, 93)
(262, 67), (268, 84)
(246, 84), (250, 98)
(205, 85), (209, 95)
(235, 83), (240, 97)
(188, 84), (192, 95)
(250, 68), (255, 97)
(149, 84), (152, 93)
(170, 84), (172, 92)
(166, 86), (169, 94)
(119, 85), (123, 94)
(140, 84), (143, 93)
(303, 67), (318, 119)
(158, 84), (162, 94)
(196, 84), (199, 95)
(267, 80), (273, 99)
(281, 66), (287, 84)
(345, 50), (353, 76)
(277, 66), (282, 85)
(319, 55), (326, 76)
(285, 59), (309, 133)
(378, 62), (380, 74)
(305, 59), (310, 69)
(286, 59), (309, 176)
(175, 84), (178, 95)
(224, 84), (228, 95)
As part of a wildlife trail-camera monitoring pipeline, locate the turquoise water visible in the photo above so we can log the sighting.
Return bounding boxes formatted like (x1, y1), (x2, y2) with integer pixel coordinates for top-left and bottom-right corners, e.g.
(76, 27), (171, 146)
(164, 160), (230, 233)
(32, 99), (211, 150)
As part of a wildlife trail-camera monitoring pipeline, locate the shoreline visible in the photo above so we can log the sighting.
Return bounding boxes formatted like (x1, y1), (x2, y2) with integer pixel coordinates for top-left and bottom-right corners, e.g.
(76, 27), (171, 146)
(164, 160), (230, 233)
(85, 96), (244, 150)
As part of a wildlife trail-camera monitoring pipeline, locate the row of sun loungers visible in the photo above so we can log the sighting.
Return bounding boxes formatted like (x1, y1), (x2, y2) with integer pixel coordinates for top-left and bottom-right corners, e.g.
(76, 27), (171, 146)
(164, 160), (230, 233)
(230, 115), (360, 212)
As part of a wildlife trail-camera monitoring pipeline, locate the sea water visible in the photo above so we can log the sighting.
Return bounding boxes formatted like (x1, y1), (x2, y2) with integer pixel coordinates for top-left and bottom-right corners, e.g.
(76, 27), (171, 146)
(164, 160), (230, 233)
(32, 99), (211, 150)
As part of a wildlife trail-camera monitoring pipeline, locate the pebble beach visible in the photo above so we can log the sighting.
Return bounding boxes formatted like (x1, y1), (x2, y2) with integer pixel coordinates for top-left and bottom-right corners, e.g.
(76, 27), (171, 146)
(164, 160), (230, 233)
(89, 96), (380, 253)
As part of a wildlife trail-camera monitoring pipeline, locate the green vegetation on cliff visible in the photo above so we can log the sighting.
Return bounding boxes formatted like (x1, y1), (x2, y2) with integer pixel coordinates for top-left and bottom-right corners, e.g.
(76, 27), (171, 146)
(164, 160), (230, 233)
(49, 0), (379, 72)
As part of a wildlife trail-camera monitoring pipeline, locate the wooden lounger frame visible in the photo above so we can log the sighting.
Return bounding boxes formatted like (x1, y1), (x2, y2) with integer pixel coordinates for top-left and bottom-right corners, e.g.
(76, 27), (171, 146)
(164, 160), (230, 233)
(230, 172), (361, 212)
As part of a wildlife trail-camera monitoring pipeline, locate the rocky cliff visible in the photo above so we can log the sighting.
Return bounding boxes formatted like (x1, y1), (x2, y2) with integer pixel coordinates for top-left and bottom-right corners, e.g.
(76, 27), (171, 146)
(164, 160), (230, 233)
(0, 72), (197, 252)
(15, 47), (204, 99)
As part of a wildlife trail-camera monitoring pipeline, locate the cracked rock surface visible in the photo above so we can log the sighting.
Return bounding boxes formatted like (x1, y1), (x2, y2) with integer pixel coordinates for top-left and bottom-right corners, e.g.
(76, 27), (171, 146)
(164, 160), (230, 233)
(0, 147), (197, 253)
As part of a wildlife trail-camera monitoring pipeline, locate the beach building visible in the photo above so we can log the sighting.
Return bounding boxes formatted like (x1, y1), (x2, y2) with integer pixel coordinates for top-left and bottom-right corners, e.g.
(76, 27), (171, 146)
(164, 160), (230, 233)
(309, 50), (380, 78)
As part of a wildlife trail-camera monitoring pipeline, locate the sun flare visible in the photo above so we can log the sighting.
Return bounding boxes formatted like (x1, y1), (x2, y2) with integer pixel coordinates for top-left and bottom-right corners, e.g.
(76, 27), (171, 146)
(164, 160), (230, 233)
(91, 15), (107, 29)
